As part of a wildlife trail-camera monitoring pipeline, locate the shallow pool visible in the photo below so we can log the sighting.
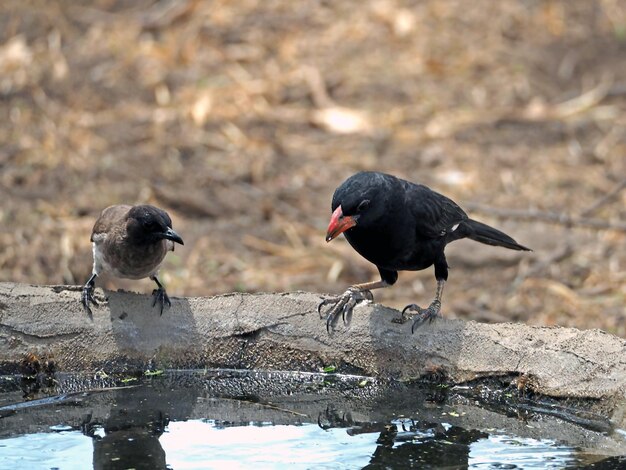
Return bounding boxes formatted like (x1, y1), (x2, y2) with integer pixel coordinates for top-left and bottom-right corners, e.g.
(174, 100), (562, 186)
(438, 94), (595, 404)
(0, 370), (624, 469)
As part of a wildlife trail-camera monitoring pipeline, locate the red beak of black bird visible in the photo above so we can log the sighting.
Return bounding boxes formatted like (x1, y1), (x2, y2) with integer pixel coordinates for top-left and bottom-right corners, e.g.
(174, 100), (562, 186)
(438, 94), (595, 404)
(81, 204), (184, 317)
(320, 171), (531, 333)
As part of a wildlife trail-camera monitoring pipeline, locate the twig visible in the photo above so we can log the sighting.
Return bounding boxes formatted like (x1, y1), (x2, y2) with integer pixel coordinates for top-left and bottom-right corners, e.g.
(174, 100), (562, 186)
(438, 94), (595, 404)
(579, 178), (626, 217)
(551, 75), (613, 118)
(465, 203), (626, 232)
(594, 124), (626, 161)
(0, 385), (140, 413)
(301, 65), (334, 108)
(510, 243), (574, 292)
(137, 0), (195, 30)
(221, 396), (309, 418)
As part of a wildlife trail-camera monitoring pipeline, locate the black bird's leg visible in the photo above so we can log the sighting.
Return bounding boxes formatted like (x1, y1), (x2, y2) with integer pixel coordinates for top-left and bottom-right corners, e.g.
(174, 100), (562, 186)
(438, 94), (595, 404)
(318, 280), (389, 333)
(150, 275), (171, 316)
(400, 256), (448, 333)
(400, 280), (445, 333)
(81, 273), (98, 317)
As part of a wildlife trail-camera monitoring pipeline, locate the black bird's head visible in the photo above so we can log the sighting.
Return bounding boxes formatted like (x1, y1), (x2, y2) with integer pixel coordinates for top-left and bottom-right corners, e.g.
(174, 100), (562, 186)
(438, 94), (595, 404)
(325, 171), (390, 242)
(126, 205), (184, 246)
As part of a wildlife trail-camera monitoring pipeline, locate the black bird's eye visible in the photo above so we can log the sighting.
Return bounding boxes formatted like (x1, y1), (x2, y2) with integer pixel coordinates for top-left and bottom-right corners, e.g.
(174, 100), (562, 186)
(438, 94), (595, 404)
(357, 200), (370, 213)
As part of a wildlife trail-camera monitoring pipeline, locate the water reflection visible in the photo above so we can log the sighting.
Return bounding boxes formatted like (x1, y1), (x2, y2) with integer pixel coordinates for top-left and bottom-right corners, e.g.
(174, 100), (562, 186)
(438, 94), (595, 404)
(0, 371), (624, 469)
(365, 424), (488, 469)
(319, 405), (490, 468)
(87, 415), (168, 470)
(80, 384), (196, 470)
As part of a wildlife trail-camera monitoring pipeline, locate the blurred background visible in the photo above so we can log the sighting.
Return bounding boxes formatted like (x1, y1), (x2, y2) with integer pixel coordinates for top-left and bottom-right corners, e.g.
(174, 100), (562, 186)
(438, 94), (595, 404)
(0, 1), (624, 334)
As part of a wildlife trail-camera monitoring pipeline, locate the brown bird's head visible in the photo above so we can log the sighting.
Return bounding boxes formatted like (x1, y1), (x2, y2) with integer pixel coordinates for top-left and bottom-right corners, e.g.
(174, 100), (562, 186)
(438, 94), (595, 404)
(126, 205), (184, 246)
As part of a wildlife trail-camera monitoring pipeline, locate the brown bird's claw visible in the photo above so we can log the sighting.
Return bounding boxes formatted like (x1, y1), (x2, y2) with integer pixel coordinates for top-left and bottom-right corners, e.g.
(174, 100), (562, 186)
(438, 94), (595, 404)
(400, 300), (442, 333)
(318, 288), (373, 333)
(81, 283), (98, 318)
(151, 287), (171, 316)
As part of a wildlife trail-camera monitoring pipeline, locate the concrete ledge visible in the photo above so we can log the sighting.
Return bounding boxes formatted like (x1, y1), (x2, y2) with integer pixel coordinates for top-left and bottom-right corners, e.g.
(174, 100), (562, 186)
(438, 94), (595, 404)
(0, 282), (625, 407)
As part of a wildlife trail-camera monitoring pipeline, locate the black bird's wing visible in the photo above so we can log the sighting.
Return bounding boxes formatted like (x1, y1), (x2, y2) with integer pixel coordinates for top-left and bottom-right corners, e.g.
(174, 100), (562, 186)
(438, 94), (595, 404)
(404, 182), (468, 239)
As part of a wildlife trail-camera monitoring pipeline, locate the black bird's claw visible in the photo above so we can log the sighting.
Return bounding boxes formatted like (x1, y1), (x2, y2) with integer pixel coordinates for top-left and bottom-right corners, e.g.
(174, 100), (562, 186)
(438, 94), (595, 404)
(400, 300), (442, 333)
(151, 287), (171, 316)
(81, 284), (98, 318)
(318, 288), (374, 333)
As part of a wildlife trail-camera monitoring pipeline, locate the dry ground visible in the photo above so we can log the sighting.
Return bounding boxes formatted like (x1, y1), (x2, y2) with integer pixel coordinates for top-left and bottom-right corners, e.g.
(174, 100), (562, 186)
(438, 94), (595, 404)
(0, 1), (624, 334)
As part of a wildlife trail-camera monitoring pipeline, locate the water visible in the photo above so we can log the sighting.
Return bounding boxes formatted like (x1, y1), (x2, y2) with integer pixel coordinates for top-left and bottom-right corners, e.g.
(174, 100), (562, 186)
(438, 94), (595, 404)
(0, 421), (579, 469)
(0, 370), (624, 469)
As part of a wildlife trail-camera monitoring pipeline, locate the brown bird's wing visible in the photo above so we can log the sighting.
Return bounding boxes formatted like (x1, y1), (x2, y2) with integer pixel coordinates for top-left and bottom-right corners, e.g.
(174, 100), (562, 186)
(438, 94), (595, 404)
(90, 205), (132, 242)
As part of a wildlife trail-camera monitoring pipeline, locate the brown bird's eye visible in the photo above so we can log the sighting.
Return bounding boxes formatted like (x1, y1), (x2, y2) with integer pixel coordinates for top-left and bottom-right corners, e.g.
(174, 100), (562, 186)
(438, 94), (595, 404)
(357, 200), (370, 212)
(143, 219), (158, 230)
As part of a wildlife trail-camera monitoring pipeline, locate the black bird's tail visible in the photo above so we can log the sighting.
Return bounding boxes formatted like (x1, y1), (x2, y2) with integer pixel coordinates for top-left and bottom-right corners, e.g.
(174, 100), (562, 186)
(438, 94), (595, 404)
(464, 219), (531, 251)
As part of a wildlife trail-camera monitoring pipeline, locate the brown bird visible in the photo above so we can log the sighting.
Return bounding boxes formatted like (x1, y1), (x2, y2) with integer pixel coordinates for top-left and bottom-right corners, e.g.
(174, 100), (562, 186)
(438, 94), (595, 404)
(81, 204), (184, 317)
(320, 171), (530, 332)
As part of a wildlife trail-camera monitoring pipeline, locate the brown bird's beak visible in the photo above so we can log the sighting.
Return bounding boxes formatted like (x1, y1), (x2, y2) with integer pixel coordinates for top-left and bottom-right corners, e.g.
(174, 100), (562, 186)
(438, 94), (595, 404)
(325, 205), (357, 242)
(162, 227), (184, 245)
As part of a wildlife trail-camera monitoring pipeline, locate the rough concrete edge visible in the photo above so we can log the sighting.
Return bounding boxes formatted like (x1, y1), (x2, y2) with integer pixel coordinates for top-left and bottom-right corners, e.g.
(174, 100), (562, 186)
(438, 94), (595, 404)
(0, 282), (625, 420)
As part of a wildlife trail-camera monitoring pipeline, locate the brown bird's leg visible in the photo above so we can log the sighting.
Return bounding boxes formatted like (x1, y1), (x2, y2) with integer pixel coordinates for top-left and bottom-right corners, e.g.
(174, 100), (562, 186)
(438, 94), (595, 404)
(81, 273), (98, 318)
(150, 275), (171, 315)
(319, 280), (389, 332)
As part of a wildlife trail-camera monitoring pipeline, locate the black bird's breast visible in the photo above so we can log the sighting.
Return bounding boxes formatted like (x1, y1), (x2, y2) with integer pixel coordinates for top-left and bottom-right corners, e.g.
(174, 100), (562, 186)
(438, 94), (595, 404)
(344, 223), (443, 273)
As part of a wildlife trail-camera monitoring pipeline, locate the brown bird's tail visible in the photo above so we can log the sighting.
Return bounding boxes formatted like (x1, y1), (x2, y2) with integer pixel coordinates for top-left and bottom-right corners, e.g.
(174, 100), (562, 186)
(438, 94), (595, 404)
(464, 219), (531, 251)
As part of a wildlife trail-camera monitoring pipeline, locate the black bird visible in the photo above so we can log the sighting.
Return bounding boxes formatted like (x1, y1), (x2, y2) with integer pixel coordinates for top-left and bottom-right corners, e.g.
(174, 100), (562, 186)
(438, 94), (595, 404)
(81, 204), (184, 317)
(320, 171), (530, 332)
